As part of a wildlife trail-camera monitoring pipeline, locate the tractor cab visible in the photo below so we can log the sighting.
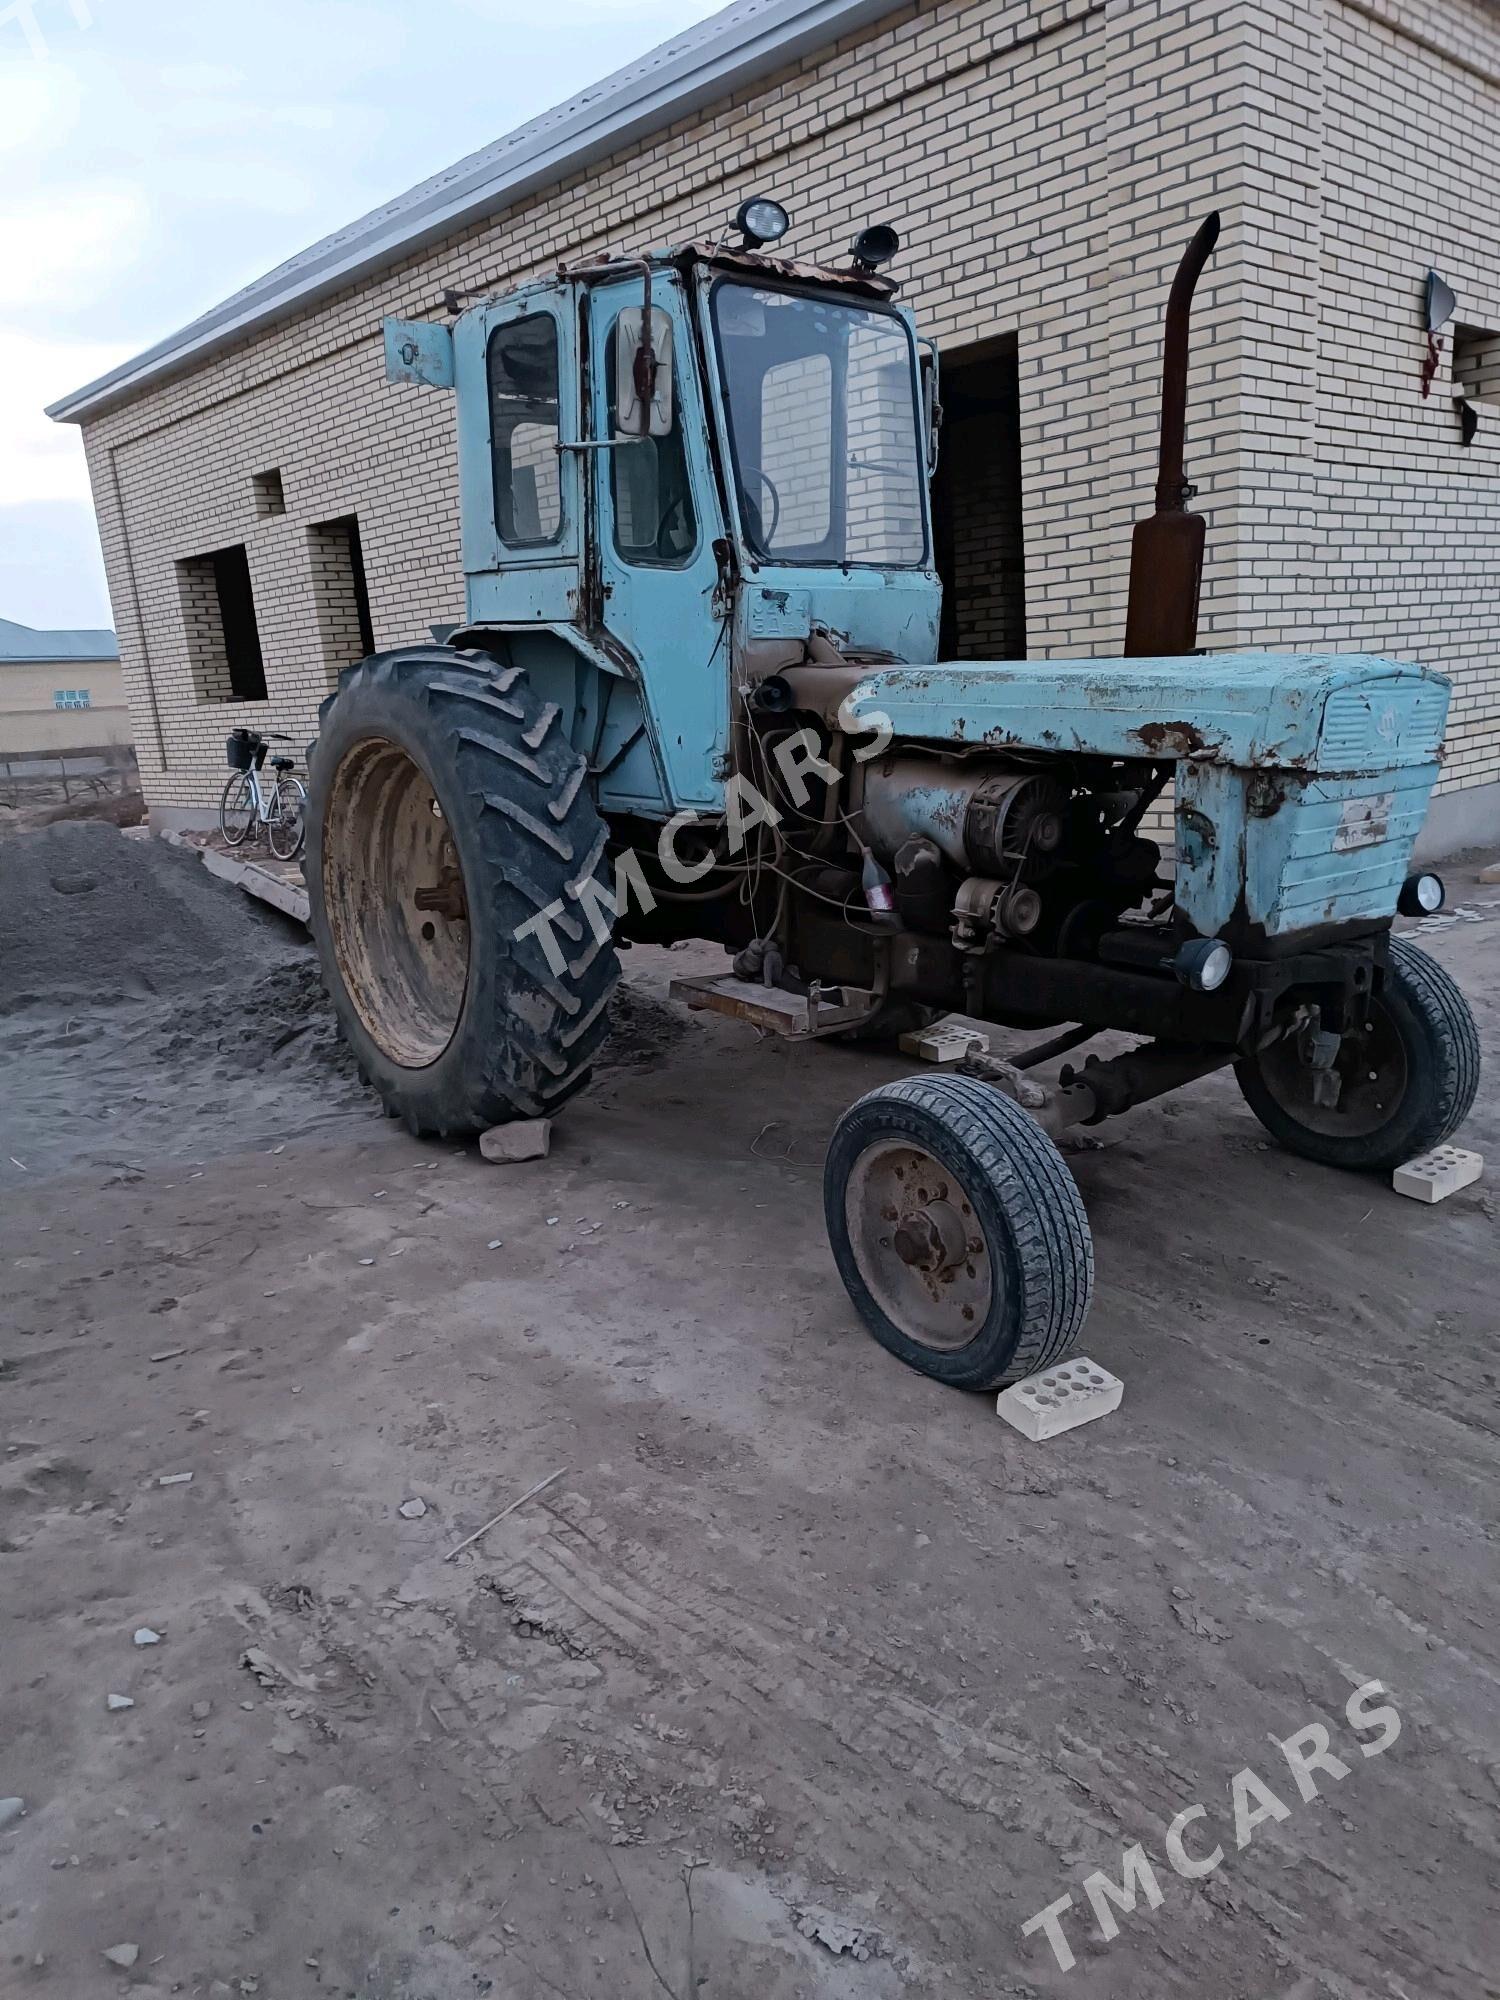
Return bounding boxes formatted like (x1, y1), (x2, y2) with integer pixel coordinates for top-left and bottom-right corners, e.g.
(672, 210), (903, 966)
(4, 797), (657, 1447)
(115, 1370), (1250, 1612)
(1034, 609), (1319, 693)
(384, 215), (940, 814)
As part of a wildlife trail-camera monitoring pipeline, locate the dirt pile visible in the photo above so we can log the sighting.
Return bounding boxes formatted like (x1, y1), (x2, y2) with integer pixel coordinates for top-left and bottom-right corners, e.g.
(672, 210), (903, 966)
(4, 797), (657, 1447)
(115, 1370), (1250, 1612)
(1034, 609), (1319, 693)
(0, 824), (695, 1175)
(28, 789), (147, 831)
(597, 979), (698, 1076)
(0, 821), (298, 1014)
(149, 955), (363, 1088)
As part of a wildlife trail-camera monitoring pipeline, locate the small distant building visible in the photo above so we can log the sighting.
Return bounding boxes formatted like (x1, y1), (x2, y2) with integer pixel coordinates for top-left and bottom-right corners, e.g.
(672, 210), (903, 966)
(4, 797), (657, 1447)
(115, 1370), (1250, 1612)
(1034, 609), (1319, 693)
(0, 619), (130, 760)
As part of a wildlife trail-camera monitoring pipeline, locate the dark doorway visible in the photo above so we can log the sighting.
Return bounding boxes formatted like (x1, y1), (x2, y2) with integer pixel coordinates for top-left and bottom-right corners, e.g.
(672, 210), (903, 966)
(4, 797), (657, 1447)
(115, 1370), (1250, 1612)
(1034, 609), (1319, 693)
(930, 335), (1026, 661)
(212, 547), (268, 700)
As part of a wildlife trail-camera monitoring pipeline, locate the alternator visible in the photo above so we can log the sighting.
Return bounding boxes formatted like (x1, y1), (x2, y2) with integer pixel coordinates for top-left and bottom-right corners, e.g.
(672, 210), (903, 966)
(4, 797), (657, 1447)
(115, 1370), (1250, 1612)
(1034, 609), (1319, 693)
(952, 875), (1043, 950)
(963, 771), (1069, 875)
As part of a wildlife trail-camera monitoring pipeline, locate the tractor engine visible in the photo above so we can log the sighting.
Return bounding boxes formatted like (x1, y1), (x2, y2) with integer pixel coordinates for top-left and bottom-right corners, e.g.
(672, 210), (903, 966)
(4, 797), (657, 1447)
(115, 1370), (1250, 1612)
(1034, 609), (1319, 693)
(857, 753), (1163, 956)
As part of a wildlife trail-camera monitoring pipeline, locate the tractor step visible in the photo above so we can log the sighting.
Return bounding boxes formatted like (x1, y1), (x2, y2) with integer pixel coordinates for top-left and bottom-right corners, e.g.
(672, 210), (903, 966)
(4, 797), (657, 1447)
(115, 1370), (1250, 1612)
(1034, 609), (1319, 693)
(669, 973), (880, 1039)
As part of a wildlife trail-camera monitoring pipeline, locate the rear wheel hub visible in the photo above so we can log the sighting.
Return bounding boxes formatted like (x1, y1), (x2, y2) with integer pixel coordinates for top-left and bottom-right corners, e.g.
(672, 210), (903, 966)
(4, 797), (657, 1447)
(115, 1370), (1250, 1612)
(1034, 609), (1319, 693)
(320, 736), (470, 1069)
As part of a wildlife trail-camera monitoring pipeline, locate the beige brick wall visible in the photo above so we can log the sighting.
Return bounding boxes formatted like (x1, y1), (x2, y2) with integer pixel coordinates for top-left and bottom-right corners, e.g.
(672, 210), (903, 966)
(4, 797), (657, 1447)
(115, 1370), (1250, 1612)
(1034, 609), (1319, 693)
(74, 0), (1500, 824)
(0, 657), (131, 758)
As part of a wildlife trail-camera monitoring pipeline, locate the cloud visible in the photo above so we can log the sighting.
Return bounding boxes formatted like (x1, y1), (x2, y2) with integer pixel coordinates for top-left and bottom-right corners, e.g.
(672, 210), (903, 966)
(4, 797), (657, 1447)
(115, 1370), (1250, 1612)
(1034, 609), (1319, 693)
(0, 325), (131, 505)
(0, 183), (147, 314)
(0, 497), (111, 628)
(0, 55), (80, 152)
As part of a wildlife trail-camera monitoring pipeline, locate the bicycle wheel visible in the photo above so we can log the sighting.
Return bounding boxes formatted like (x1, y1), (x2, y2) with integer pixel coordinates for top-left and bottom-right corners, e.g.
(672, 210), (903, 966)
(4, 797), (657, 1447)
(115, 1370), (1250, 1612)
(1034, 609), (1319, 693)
(267, 774), (307, 860)
(219, 772), (256, 847)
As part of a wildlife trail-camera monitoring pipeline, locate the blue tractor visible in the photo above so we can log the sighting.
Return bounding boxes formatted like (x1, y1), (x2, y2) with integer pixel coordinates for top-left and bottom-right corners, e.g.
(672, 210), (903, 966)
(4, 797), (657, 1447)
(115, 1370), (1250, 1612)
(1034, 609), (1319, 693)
(307, 203), (1478, 1390)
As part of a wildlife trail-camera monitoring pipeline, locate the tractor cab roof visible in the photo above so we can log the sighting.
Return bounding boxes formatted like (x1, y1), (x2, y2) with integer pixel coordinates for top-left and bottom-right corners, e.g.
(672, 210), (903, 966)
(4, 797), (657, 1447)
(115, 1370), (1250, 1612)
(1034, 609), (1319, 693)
(559, 239), (901, 304)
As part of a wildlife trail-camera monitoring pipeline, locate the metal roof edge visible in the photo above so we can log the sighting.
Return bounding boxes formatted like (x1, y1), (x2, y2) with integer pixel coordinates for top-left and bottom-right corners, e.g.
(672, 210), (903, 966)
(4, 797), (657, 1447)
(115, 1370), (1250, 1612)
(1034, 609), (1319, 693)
(47, 0), (899, 426)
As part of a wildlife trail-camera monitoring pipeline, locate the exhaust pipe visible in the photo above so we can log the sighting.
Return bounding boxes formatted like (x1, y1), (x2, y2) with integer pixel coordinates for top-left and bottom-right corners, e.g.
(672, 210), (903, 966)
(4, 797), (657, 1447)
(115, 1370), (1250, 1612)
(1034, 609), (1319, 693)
(1123, 211), (1221, 659)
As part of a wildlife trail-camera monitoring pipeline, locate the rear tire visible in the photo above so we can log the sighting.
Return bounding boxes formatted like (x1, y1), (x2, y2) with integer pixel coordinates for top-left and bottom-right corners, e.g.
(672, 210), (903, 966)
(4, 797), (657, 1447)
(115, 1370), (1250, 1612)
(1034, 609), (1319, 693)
(306, 646), (619, 1136)
(1236, 937), (1480, 1172)
(824, 1074), (1094, 1390)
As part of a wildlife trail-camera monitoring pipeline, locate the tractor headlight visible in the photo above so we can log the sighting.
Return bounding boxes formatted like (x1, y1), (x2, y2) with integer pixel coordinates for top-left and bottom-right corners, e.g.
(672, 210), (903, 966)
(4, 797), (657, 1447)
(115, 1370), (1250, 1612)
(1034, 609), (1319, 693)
(850, 223), (900, 271)
(1398, 872), (1444, 916)
(1174, 938), (1233, 992)
(734, 197), (790, 247)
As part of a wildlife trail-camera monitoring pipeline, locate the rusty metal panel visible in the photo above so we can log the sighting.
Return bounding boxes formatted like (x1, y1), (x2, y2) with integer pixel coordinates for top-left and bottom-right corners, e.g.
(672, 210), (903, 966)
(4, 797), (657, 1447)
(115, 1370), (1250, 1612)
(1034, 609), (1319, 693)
(383, 318), (455, 390)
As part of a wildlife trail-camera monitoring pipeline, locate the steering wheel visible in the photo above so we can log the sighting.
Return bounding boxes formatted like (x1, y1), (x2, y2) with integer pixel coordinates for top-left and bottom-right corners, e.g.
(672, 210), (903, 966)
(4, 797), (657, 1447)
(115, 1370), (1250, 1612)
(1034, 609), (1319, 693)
(738, 464), (782, 549)
(653, 490), (692, 558)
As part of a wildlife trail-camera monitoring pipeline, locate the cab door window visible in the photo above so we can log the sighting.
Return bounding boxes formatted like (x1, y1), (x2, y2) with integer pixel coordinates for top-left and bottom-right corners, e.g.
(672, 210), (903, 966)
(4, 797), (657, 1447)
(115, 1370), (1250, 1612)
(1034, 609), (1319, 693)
(488, 314), (563, 545)
(605, 313), (697, 566)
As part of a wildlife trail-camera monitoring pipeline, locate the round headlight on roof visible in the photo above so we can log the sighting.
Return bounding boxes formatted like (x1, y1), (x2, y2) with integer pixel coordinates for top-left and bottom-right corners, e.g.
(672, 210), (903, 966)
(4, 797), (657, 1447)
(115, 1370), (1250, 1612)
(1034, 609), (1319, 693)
(734, 197), (790, 248)
(850, 224), (901, 271)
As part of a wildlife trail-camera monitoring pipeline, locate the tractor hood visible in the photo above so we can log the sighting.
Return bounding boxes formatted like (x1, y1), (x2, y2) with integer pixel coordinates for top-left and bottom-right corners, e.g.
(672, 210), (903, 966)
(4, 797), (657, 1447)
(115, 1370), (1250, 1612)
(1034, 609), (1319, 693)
(844, 652), (1451, 774)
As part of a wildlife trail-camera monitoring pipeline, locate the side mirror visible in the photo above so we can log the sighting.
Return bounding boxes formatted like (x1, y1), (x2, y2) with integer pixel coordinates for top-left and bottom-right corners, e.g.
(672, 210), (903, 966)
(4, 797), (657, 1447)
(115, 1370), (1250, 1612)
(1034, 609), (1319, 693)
(918, 340), (942, 475)
(616, 306), (674, 437)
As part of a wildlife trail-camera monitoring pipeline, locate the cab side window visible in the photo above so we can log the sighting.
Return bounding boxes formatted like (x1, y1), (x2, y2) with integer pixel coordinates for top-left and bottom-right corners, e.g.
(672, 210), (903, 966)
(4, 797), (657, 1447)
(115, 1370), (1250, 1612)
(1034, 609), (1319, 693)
(488, 314), (563, 545)
(606, 315), (697, 566)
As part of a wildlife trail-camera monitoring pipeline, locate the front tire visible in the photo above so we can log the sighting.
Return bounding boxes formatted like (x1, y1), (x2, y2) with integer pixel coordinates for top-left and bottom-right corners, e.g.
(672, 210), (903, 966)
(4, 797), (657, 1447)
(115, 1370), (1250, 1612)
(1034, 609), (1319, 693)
(1236, 937), (1480, 1173)
(219, 773), (254, 847)
(824, 1074), (1094, 1390)
(267, 775), (306, 860)
(306, 646), (620, 1136)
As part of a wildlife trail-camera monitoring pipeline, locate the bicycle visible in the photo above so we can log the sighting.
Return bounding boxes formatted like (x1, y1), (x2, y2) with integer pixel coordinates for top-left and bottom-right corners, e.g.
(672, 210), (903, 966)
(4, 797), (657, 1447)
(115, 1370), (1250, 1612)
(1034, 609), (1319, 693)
(219, 729), (307, 860)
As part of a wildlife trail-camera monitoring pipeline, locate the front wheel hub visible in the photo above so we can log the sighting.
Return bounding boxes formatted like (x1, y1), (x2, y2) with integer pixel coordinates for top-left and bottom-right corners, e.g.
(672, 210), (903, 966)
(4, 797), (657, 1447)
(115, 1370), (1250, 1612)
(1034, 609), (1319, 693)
(892, 1199), (968, 1274)
(847, 1141), (993, 1352)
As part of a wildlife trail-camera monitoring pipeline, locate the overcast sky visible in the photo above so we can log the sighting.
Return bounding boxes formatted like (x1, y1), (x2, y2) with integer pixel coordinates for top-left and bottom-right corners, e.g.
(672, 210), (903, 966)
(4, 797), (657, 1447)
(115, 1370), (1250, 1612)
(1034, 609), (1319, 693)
(1, 0), (724, 631)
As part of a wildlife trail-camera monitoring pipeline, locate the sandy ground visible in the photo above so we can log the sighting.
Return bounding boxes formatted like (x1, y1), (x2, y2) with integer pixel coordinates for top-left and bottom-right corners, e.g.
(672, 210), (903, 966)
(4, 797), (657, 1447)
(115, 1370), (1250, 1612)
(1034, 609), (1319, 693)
(2, 832), (1497, 2000)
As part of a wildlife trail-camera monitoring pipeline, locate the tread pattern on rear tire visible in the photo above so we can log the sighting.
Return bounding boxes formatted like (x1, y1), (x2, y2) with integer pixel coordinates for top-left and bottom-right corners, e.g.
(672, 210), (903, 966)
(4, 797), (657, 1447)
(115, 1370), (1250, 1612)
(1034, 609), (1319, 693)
(307, 646), (620, 1135)
(825, 1072), (1094, 1390)
(1236, 935), (1480, 1173)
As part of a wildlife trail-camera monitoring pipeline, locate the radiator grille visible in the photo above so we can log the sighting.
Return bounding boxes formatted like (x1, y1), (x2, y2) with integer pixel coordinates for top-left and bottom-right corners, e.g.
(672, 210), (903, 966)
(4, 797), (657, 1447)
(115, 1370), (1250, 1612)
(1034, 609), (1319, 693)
(1320, 682), (1447, 766)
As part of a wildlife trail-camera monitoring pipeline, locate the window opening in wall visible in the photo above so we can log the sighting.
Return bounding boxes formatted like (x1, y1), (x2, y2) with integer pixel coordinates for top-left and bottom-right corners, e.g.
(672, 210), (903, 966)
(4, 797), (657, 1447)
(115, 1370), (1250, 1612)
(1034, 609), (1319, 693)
(488, 314), (563, 544)
(929, 334), (1026, 661)
(1453, 326), (1500, 446)
(252, 468), (286, 517)
(53, 689), (92, 709)
(177, 544), (268, 703)
(308, 514), (376, 679)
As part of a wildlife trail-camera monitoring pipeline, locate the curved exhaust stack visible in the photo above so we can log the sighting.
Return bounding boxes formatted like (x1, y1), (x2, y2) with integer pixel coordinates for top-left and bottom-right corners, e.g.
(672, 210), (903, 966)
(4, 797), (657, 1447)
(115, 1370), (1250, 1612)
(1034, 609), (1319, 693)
(1123, 211), (1221, 659)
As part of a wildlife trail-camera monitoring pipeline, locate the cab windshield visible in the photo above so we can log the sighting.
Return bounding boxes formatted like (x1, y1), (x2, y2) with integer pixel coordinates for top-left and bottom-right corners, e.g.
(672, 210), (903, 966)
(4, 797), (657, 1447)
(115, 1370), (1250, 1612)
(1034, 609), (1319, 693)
(711, 280), (927, 567)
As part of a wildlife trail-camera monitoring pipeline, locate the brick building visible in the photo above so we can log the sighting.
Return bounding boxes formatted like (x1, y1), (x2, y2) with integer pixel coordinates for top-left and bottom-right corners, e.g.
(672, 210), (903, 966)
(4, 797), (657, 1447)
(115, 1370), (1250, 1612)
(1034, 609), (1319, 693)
(49, 0), (1500, 847)
(0, 619), (128, 761)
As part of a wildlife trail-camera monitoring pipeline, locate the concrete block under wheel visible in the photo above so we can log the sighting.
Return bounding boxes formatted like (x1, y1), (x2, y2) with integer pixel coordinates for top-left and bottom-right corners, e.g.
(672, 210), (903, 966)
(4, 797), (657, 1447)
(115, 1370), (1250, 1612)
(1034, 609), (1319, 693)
(898, 1024), (990, 1062)
(479, 1119), (552, 1163)
(1391, 1145), (1482, 1204)
(997, 1357), (1122, 1439)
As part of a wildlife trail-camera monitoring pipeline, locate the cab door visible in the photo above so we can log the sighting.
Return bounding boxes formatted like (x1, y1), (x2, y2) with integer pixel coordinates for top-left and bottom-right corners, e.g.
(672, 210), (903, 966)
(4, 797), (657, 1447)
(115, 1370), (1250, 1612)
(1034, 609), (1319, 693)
(586, 273), (728, 812)
(455, 285), (582, 624)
